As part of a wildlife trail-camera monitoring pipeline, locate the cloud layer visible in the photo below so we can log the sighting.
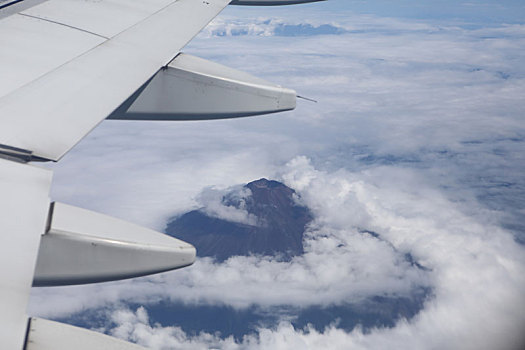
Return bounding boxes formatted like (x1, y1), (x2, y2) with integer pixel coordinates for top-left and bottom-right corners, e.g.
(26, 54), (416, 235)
(46, 156), (524, 349)
(30, 8), (525, 350)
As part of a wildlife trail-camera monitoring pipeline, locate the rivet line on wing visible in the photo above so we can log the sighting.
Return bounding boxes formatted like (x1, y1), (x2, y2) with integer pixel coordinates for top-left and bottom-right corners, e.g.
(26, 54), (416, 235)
(18, 12), (109, 39)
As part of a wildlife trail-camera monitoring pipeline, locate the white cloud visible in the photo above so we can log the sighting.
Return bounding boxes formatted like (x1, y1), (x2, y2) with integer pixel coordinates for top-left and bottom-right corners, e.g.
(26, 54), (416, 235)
(109, 307), (239, 350)
(94, 157), (525, 350)
(196, 186), (258, 226)
(104, 306), (525, 350)
(30, 157), (525, 349)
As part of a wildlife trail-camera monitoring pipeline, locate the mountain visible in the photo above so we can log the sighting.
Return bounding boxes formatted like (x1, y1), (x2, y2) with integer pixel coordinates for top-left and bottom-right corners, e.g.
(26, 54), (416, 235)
(165, 179), (313, 262)
(60, 179), (430, 339)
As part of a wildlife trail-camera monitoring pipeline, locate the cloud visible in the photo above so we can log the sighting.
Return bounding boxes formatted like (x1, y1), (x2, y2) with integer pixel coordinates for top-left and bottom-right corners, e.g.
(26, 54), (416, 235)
(75, 151), (525, 349)
(109, 307), (239, 350)
(103, 305), (525, 350)
(104, 155), (522, 350)
(199, 17), (348, 38)
(30, 9), (525, 350)
(195, 186), (258, 226)
(30, 157), (525, 349)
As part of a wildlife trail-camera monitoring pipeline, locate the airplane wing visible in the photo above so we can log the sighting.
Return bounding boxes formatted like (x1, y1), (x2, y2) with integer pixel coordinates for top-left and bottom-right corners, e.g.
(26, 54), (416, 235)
(0, 0), (233, 162)
(0, 0), (325, 348)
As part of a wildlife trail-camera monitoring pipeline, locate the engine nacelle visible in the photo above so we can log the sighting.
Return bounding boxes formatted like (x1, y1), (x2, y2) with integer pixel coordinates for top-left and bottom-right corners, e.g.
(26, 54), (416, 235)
(230, 0), (325, 5)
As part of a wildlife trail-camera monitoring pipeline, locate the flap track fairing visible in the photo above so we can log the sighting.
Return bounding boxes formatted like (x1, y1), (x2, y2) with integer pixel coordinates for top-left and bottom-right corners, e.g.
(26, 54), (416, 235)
(108, 53), (296, 121)
(33, 202), (195, 287)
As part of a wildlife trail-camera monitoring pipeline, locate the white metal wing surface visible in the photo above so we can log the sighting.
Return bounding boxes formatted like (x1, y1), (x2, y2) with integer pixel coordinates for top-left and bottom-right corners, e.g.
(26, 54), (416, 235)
(0, 0), (232, 161)
(0, 0), (326, 348)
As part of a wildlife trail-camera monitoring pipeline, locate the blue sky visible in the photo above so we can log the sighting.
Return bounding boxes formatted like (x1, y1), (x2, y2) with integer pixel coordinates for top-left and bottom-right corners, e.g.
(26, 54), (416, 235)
(29, 1), (525, 349)
(304, 0), (525, 23)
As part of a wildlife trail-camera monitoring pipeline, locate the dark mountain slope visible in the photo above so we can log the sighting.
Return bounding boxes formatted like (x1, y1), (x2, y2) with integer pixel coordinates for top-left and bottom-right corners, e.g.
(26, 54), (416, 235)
(165, 179), (313, 262)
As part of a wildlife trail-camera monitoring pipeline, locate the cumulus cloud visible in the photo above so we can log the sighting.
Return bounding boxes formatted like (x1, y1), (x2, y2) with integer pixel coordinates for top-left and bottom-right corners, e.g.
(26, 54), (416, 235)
(95, 157), (522, 350)
(195, 186), (258, 226)
(103, 305), (525, 350)
(30, 157), (525, 349)
(199, 17), (348, 38)
(30, 7), (525, 350)
(109, 307), (239, 350)
(54, 155), (525, 350)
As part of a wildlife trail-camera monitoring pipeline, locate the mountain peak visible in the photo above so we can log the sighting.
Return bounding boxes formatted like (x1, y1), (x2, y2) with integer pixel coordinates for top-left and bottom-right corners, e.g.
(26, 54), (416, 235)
(165, 179), (312, 262)
(248, 178), (284, 189)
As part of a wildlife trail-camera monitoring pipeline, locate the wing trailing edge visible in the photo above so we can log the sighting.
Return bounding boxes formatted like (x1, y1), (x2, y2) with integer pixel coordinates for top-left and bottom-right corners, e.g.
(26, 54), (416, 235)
(108, 53), (296, 121)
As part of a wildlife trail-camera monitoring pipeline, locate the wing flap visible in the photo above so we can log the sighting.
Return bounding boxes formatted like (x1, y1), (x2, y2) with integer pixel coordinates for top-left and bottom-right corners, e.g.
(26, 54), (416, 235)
(108, 53), (297, 120)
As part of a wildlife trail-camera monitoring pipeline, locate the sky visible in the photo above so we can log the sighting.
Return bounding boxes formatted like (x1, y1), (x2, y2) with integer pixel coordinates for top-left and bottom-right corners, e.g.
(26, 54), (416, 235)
(320, 0), (525, 23)
(28, 1), (525, 349)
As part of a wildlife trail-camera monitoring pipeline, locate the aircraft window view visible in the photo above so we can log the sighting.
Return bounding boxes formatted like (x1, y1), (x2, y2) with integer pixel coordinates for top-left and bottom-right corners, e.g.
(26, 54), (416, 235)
(1, 0), (524, 349)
